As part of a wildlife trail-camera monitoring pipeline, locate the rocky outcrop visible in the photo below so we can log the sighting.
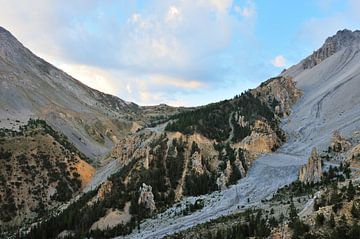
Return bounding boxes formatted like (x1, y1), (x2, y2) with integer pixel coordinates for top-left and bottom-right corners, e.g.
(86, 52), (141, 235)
(303, 29), (360, 69)
(95, 180), (113, 202)
(138, 183), (156, 212)
(330, 130), (351, 152)
(191, 151), (204, 175)
(239, 120), (281, 154)
(253, 76), (302, 117)
(216, 160), (232, 190)
(299, 148), (322, 184)
(347, 143), (360, 161)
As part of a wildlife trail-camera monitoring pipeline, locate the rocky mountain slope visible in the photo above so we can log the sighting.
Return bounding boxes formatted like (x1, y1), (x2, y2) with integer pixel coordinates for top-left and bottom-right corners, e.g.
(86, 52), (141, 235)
(0, 26), (181, 160)
(282, 29), (360, 154)
(21, 74), (300, 239)
(0, 119), (94, 228)
(119, 29), (360, 239)
(0, 26), (300, 238)
(1, 27), (360, 239)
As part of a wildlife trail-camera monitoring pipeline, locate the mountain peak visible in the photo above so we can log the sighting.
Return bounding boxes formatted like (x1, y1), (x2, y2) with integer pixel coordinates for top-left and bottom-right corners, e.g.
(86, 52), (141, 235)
(324, 29), (360, 48)
(303, 29), (360, 69)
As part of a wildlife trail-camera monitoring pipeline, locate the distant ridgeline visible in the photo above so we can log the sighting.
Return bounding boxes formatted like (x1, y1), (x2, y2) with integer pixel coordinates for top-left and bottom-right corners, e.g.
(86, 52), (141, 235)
(22, 76), (301, 239)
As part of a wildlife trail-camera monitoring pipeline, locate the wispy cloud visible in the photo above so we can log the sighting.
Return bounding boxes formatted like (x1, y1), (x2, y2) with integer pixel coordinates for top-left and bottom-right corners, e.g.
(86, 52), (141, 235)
(271, 55), (287, 68)
(0, 0), (258, 106)
(297, 0), (358, 48)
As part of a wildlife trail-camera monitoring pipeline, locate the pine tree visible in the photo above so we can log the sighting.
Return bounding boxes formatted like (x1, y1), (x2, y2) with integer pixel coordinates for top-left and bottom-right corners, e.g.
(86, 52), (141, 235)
(347, 180), (356, 200)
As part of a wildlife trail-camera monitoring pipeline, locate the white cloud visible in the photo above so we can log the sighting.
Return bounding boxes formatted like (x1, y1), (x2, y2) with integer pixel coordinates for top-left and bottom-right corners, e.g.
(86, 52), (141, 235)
(234, 1), (256, 18)
(271, 55), (287, 68)
(150, 74), (207, 89)
(0, 0), (257, 106)
(58, 63), (118, 95)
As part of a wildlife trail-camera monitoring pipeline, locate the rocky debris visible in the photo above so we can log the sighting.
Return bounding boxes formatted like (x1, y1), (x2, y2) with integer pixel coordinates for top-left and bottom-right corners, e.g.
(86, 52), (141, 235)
(138, 183), (156, 212)
(330, 130), (351, 153)
(90, 202), (132, 231)
(303, 29), (360, 69)
(299, 148), (322, 184)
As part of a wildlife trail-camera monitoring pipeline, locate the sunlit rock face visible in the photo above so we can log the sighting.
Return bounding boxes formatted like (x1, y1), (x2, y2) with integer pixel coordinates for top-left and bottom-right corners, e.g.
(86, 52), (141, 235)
(302, 29), (360, 69)
(330, 130), (351, 153)
(138, 183), (156, 213)
(299, 148), (322, 184)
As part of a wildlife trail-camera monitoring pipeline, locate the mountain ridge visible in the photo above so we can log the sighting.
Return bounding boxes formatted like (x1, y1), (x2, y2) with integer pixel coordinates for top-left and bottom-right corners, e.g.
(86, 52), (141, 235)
(1, 27), (360, 239)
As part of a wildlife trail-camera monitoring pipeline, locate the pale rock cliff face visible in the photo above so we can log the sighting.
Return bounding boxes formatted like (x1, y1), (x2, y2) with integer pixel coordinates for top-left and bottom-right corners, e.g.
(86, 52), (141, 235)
(239, 120), (281, 154)
(330, 130), (351, 152)
(191, 151), (204, 175)
(302, 29), (360, 69)
(216, 173), (228, 191)
(216, 160), (233, 190)
(299, 148), (323, 184)
(253, 76), (302, 117)
(88, 180), (113, 206)
(138, 183), (156, 212)
(347, 143), (360, 161)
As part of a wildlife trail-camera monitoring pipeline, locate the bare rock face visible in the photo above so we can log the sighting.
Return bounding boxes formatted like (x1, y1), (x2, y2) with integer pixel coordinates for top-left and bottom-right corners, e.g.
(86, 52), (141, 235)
(347, 143), (360, 161)
(96, 180), (113, 201)
(299, 148), (322, 184)
(253, 76), (302, 117)
(191, 151), (204, 175)
(303, 29), (360, 69)
(216, 173), (227, 191)
(330, 130), (351, 152)
(239, 120), (281, 154)
(88, 180), (113, 206)
(138, 183), (156, 212)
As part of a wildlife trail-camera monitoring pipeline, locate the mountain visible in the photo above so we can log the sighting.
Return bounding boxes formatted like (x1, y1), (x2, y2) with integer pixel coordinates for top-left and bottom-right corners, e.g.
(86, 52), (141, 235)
(162, 29), (360, 239)
(0, 26), (181, 160)
(1, 27), (360, 239)
(0, 119), (94, 227)
(282, 29), (360, 154)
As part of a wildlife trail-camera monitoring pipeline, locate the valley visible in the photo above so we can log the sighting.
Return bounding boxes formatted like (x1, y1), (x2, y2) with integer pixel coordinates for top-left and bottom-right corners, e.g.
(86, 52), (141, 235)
(1, 25), (360, 239)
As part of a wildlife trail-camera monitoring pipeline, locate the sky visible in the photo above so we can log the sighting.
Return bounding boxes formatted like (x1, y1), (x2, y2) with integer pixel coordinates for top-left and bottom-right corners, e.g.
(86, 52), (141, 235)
(0, 0), (359, 106)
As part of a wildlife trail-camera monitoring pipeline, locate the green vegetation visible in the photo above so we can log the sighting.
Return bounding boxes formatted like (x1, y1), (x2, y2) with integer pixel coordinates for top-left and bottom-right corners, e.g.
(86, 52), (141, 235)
(166, 209), (272, 239)
(165, 91), (281, 143)
(0, 119), (83, 225)
(273, 163), (351, 202)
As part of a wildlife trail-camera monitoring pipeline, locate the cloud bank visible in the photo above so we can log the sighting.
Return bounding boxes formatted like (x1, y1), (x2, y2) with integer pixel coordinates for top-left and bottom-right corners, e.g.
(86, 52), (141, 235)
(0, 0), (257, 106)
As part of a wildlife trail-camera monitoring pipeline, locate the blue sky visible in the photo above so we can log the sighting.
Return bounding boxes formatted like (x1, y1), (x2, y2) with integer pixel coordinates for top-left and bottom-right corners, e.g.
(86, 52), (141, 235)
(0, 0), (358, 106)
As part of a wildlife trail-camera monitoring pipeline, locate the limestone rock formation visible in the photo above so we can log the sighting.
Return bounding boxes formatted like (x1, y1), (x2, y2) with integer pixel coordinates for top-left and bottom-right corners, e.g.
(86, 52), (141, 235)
(347, 143), (360, 161)
(299, 148), (323, 184)
(330, 130), (351, 152)
(302, 29), (360, 69)
(239, 120), (281, 154)
(191, 151), (204, 175)
(253, 76), (302, 117)
(138, 183), (156, 212)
